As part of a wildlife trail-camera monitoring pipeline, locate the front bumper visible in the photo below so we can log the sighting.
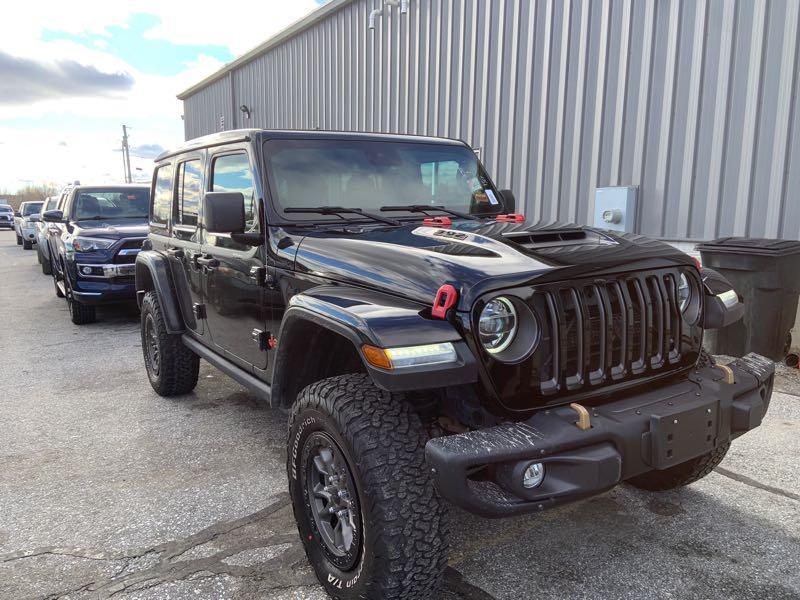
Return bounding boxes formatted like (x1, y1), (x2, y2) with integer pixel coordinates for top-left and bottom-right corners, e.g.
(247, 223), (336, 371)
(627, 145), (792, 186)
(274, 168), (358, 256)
(22, 225), (37, 240)
(425, 354), (774, 517)
(68, 262), (137, 304)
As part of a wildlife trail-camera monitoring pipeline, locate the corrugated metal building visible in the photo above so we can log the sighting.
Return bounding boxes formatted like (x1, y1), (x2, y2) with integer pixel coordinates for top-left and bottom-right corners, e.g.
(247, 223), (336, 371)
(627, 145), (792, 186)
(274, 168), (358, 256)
(178, 0), (800, 242)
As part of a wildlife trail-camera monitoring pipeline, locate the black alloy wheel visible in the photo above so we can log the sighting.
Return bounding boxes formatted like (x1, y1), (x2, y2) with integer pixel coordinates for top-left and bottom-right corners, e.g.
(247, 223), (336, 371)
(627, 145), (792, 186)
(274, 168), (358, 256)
(143, 313), (161, 378)
(302, 431), (362, 571)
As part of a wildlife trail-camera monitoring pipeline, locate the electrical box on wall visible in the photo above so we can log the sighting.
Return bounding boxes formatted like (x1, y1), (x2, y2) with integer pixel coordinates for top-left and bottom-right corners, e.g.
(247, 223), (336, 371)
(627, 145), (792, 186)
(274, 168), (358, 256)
(593, 186), (638, 233)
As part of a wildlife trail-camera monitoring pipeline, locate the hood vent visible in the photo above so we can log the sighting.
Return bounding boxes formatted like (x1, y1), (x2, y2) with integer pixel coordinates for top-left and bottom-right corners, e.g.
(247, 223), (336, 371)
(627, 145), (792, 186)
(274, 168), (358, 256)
(502, 228), (616, 249)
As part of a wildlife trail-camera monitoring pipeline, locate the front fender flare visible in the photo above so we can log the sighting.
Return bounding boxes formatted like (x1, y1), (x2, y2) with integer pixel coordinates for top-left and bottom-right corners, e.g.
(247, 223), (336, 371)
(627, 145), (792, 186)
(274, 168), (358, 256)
(271, 287), (478, 404)
(135, 251), (184, 334)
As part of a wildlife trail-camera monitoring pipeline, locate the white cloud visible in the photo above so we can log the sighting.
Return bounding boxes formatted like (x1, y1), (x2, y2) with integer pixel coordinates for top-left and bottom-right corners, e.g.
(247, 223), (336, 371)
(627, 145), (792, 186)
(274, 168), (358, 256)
(0, 0), (326, 191)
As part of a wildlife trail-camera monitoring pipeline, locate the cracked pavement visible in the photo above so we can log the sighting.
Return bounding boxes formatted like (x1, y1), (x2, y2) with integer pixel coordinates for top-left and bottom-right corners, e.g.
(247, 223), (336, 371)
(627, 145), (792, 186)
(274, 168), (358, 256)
(1, 231), (799, 599)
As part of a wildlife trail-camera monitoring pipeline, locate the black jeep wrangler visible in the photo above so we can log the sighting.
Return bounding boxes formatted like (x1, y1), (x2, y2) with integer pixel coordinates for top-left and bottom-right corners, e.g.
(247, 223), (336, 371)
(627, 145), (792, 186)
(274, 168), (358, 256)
(136, 129), (774, 599)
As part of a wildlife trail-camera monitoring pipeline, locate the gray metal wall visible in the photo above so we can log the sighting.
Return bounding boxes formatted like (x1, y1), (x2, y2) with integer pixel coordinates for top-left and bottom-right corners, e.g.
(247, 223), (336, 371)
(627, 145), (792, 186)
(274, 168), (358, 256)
(182, 0), (800, 240)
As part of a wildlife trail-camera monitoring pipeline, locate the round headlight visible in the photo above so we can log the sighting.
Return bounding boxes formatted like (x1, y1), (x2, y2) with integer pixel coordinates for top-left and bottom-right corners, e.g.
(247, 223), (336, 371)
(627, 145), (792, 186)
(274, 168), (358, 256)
(479, 297), (517, 353)
(678, 273), (692, 312)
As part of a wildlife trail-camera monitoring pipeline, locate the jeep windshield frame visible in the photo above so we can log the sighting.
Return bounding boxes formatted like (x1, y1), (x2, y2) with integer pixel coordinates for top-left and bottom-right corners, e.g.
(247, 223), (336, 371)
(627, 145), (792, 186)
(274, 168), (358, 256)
(262, 138), (507, 223)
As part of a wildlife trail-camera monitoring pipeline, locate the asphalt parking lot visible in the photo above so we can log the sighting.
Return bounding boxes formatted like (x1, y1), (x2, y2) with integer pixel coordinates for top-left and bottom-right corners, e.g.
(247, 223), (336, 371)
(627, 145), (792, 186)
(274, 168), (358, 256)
(1, 230), (799, 600)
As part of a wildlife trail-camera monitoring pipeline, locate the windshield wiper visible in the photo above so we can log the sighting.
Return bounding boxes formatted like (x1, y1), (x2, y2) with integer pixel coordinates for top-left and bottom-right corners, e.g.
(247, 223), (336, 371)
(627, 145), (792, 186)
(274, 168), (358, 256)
(283, 206), (401, 226)
(379, 204), (478, 220)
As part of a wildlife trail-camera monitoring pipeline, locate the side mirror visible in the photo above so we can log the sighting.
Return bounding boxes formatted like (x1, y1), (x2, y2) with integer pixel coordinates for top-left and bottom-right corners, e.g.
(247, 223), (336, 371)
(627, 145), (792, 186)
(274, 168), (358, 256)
(42, 210), (64, 223)
(14, 211), (20, 218)
(203, 192), (245, 234)
(499, 189), (516, 213)
(29, 214), (41, 222)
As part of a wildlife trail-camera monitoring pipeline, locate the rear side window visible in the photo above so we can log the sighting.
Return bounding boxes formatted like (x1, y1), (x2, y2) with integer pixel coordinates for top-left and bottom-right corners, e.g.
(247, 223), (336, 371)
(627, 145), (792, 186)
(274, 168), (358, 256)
(175, 160), (202, 227)
(151, 164), (173, 226)
(211, 153), (256, 230)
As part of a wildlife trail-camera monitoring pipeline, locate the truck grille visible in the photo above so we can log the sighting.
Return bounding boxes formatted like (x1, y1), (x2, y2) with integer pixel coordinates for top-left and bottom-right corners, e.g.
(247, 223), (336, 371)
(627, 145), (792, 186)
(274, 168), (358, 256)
(540, 270), (693, 394)
(481, 268), (703, 408)
(113, 238), (145, 264)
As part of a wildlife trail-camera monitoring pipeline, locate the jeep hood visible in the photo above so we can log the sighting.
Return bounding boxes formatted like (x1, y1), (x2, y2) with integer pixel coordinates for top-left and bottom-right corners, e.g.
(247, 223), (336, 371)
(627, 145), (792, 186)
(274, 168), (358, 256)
(292, 221), (694, 310)
(71, 218), (148, 239)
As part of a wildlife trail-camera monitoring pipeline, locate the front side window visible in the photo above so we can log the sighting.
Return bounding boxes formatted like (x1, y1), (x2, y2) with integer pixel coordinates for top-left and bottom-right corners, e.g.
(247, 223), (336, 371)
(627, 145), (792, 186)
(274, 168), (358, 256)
(176, 160), (202, 227)
(210, 153), (256, 230)
(44, 197), (59, 212)
(263, 139), (504, 221)
(73, 188), (149, 221)
(151, 165), (174, 226)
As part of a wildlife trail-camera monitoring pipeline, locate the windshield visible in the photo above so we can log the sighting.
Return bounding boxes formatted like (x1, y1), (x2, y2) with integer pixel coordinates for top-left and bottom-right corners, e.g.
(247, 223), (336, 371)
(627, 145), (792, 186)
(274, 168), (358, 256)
(264, 139), (505, 221)
(23, 202), (43, 216)
(72, 188), (149, 220)
(0, 205), (12, 213)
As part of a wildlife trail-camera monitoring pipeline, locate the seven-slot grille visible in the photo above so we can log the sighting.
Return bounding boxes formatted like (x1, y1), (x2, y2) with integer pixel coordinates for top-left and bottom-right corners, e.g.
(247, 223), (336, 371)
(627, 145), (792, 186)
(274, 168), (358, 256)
(536, 270), (695, 396)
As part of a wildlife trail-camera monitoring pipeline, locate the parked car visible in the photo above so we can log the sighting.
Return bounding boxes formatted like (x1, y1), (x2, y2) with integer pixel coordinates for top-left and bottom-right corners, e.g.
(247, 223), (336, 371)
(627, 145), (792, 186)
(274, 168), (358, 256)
(43, 184), (149, 324)
(35, 196), (61, 273)
(0, 204), (13, 229)
(14, 201), (44, 249)
(135, 129), (774, 600)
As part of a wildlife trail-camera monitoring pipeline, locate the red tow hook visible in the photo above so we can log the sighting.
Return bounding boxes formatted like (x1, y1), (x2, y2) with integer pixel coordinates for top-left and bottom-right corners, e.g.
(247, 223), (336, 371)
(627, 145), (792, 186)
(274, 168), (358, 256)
(423, 216), (452, 227)
(495, 213), (525, 223)
(432, 284), (458, 319)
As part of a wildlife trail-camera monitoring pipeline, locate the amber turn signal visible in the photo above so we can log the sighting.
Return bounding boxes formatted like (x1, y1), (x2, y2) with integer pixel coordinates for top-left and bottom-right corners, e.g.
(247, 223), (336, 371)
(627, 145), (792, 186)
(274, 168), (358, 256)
(362, 344), (393, 370)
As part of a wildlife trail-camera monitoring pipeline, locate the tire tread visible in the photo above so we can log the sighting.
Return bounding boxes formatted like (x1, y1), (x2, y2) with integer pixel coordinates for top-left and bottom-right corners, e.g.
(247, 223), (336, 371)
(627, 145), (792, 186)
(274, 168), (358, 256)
(141, 291), (199, 396)
(289, 374), (447, 600)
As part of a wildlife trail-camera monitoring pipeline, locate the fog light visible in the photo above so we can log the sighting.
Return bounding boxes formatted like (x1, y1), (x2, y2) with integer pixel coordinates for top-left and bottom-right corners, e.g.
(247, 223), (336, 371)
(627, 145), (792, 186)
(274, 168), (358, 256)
(81, 266), (93, 275)
(522, 462), (545, 488)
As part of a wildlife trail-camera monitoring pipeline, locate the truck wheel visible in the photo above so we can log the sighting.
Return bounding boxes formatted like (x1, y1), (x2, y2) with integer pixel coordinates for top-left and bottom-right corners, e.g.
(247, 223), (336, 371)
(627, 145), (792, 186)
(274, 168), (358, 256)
(36, 246), (43, 263)
(288, 374), (447, 600)
(140, 291), (199, 396)
(16, 234), (22, 245)
(51, 264), (64, 298)
(65, 277), (96, 325)
(41, 253), (52, 275)
(627, 441), (730, 491)
(23, 239), (32, 250)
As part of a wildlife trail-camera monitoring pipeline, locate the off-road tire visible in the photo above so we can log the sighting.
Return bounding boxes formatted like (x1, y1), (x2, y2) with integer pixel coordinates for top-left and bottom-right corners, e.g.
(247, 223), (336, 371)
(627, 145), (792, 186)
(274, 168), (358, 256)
(23, 239), (32, 250)
(627, 441), (731, 491)
(16, 234), (22, 245)
(288, 373), (448, 600)
(41, 252), (52, 274)
(140, 291), (199, 396)
(37, 246), (43, 263)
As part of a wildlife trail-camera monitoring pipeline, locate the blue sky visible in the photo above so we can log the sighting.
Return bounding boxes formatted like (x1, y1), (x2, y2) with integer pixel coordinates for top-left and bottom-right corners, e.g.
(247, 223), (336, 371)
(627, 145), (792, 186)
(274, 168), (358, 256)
(41, 14), (234, 77)
(0, 0), (322, 191)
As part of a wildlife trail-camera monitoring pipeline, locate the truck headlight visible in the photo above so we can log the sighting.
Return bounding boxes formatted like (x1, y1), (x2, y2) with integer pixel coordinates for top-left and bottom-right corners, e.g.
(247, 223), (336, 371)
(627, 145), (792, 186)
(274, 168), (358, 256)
(71, 236), (114, 252)
(478, 297), (517, 353)
(361, 342), (457, 370)
(678, 273), (692, 312)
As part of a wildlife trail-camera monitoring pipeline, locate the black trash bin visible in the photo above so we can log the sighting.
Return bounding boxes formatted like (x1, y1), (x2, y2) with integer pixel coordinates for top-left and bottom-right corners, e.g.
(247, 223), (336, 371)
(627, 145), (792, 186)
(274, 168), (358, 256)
(697, 238), (800, 361)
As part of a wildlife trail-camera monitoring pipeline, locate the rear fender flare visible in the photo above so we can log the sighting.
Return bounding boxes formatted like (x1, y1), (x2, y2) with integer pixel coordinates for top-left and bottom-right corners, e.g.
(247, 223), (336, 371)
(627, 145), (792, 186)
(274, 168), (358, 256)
(135, 251), (184, 334)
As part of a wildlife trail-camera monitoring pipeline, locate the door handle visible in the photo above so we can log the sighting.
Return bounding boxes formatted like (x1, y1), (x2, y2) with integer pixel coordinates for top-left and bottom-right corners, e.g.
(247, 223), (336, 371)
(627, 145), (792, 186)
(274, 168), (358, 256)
(195, 254), (220, 269)
(166, 248), (184, 259)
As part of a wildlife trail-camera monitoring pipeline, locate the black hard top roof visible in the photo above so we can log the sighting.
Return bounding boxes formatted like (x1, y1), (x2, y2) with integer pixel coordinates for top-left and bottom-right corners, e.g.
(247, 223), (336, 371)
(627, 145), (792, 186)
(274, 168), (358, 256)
(155, 129), (468, 162)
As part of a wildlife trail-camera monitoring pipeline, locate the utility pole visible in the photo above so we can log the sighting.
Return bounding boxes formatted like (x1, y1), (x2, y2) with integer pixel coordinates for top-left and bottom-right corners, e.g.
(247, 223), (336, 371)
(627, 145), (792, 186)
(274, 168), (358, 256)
(121, 125), (132, 183)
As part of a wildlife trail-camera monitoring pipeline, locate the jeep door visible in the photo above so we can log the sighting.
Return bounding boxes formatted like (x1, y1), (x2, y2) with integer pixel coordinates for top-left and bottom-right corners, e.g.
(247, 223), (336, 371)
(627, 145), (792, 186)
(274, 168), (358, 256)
(201, 148), (268, 370)
(167, 155), (206, 336)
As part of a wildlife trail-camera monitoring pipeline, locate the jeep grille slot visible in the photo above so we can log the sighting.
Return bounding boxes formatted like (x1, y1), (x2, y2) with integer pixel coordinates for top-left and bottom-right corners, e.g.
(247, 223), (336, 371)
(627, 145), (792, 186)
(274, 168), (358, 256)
(534, 270), (693, 398)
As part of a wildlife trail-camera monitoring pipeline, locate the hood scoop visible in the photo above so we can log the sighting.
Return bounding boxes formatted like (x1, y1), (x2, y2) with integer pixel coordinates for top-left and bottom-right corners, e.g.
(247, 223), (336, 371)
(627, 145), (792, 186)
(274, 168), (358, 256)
(502, 228), (617, 249)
